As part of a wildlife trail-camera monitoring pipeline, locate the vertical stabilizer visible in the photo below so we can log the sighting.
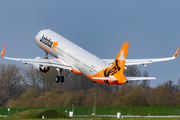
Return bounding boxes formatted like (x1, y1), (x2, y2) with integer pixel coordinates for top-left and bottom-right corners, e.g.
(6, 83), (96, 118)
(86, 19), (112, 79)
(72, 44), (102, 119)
(104, 42), (129, 78)
(114, 42), (129, 75)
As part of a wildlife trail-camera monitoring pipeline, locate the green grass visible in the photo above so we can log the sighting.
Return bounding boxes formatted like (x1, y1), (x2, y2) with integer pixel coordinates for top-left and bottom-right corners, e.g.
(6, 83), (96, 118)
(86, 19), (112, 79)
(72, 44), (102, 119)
(6, 109), (69, 119)
(1, 106), (180, 116)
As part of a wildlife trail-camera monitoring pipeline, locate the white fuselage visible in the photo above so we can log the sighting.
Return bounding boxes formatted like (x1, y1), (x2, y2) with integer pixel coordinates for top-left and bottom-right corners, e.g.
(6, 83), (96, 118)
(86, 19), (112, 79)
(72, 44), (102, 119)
(35, 29), (109, 76)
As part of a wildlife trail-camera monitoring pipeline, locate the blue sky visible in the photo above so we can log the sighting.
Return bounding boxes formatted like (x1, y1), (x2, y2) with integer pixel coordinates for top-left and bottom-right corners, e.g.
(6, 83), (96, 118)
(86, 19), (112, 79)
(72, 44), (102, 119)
(0, 1), (180, 87)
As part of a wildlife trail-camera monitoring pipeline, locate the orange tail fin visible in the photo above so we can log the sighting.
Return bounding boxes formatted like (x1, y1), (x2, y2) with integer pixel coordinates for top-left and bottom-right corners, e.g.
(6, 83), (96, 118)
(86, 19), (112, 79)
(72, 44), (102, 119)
(104, 42), (129, 77)
(114, 42), (129, 75)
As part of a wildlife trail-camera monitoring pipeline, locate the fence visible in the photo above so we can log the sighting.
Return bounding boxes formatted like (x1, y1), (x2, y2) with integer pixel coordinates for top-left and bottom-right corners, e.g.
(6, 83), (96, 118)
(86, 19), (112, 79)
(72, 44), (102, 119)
(1, 107), (180, 117)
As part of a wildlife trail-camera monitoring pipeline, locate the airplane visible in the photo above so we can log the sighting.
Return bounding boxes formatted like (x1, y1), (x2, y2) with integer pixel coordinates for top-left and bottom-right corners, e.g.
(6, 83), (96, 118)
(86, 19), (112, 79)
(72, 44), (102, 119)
(1, 29), (179, 85)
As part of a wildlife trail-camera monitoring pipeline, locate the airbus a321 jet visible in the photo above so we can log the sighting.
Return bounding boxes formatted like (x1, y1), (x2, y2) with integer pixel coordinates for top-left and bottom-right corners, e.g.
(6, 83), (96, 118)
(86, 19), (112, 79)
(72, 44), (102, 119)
(1, 29), (179, 85)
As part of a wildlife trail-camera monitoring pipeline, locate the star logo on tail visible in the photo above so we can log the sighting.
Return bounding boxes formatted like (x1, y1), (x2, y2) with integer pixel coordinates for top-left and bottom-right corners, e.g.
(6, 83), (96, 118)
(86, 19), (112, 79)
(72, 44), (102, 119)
(119, 49), (126, 66)
(51, 41), (59, 51)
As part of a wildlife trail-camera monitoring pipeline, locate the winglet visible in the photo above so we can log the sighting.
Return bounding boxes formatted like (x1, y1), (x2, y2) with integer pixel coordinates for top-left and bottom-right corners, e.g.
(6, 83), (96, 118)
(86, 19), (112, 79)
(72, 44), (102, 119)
(1, 46), (5, 58)
(174, 47), (180, 58)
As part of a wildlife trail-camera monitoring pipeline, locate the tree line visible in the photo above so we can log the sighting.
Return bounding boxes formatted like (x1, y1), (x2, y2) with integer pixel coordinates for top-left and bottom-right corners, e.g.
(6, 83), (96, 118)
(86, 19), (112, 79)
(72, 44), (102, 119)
(0, 64), (180, 107)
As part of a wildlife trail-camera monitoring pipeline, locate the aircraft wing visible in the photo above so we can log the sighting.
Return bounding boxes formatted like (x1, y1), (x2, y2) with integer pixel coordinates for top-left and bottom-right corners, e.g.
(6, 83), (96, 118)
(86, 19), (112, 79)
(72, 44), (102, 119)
(1, 46), (72, 70)
(103, 47), (180, 67)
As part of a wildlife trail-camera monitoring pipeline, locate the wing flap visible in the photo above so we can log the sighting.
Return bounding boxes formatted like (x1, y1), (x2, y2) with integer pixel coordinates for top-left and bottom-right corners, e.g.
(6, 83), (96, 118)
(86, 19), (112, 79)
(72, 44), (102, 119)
(1, 45), (72, 70)
(3, 56), (72, 70)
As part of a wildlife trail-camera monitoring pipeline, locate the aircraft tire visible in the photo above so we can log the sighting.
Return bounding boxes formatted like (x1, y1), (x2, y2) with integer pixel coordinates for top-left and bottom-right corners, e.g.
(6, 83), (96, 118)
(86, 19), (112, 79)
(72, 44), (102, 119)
(60, 76), (64, 83)
(55, 76), (60, 83)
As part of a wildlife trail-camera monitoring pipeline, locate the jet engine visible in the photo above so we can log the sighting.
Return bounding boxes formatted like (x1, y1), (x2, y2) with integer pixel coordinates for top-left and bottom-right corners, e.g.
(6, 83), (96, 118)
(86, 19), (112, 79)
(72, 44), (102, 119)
(33, 57), (50, 73)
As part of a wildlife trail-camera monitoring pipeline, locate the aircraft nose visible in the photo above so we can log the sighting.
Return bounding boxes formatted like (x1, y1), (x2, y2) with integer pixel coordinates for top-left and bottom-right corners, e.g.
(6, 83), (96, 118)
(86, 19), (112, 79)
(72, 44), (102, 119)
(35, 31), (42, 44)
(35, 34), (39, 44)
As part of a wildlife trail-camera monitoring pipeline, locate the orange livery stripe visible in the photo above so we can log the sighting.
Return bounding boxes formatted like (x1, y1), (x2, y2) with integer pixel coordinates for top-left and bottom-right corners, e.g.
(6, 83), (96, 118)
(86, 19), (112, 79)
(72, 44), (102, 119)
(40, 45), (52, 53)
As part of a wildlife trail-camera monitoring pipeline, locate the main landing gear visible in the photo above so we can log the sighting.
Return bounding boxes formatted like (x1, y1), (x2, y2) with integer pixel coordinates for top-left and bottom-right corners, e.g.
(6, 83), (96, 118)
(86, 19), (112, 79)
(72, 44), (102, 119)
(43, 51), (64, 83)
(55, 68), (64, 83)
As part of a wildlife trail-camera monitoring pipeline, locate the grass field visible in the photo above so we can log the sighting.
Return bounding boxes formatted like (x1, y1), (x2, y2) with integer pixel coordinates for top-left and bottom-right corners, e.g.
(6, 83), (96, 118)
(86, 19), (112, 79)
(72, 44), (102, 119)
(6, 109), (69, 119)
(1, 118), (180, 120)
(1, 106), (180, 116)
(1, 106), (180, 120)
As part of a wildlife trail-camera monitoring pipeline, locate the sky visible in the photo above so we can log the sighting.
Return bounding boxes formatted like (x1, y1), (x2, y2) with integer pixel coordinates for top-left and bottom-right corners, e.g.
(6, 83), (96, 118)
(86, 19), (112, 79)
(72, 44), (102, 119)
(0, 0), (180, 87)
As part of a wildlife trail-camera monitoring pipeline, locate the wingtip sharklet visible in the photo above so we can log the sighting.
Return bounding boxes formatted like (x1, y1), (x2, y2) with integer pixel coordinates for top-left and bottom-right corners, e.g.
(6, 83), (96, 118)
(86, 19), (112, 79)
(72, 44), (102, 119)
(1, 46), (6, 58)
(174, 47), (180, 58)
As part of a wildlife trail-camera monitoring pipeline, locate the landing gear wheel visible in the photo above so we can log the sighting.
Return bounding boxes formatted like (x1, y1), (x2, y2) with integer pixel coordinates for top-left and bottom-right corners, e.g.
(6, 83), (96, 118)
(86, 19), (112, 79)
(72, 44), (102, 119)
(60, 76), (64, 83)
(55, 76), (64, 83)
(55, 76), (60, 83)
(55, 68), (65, 83)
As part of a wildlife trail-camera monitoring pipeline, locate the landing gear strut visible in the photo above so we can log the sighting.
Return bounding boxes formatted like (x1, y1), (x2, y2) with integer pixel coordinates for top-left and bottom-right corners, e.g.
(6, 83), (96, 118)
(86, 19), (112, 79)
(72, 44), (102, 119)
(45, 52), (48, 59)
(55, 68), (64, 83)
(43, 51), (64, 83)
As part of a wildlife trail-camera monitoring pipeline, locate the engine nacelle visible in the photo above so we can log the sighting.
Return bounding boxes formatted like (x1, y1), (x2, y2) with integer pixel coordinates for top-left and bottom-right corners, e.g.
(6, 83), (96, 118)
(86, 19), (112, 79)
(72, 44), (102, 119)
(33, 57), (50, 73)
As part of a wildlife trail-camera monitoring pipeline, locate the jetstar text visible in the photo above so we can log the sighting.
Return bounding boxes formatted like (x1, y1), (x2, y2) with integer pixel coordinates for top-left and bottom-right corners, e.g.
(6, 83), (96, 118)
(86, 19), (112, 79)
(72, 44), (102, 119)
(40, 35), (53, 48)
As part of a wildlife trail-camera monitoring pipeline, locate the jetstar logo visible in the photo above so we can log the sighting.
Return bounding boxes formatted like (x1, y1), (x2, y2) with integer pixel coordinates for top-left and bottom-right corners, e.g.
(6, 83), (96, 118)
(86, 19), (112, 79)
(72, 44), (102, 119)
(104, 59), (121, 77)
(40, 35), (59, 51)
(103, 59), (121, 84)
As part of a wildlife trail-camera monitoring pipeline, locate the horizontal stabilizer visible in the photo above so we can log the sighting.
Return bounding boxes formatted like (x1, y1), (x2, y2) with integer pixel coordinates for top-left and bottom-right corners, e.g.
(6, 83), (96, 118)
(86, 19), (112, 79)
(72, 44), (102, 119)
(92, 76), (117, 82)
(92, 76), (156, 81)
(126, 77), (156, 81)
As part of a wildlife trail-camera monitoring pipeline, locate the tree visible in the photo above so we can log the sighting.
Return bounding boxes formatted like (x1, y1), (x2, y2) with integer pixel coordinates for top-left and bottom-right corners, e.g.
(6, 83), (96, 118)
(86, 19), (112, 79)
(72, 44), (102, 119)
(23, 66), (63, 92)
(68, 73), (94, 91)
(38, 67), (59, 92)
(123, 66), (141, 84)
(141, 70), (150, 86)
(0, 64), (25, 106)
(163, 80), (178, 94)
(147, 80), (178, 106)
(22, 66), (40, 90)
